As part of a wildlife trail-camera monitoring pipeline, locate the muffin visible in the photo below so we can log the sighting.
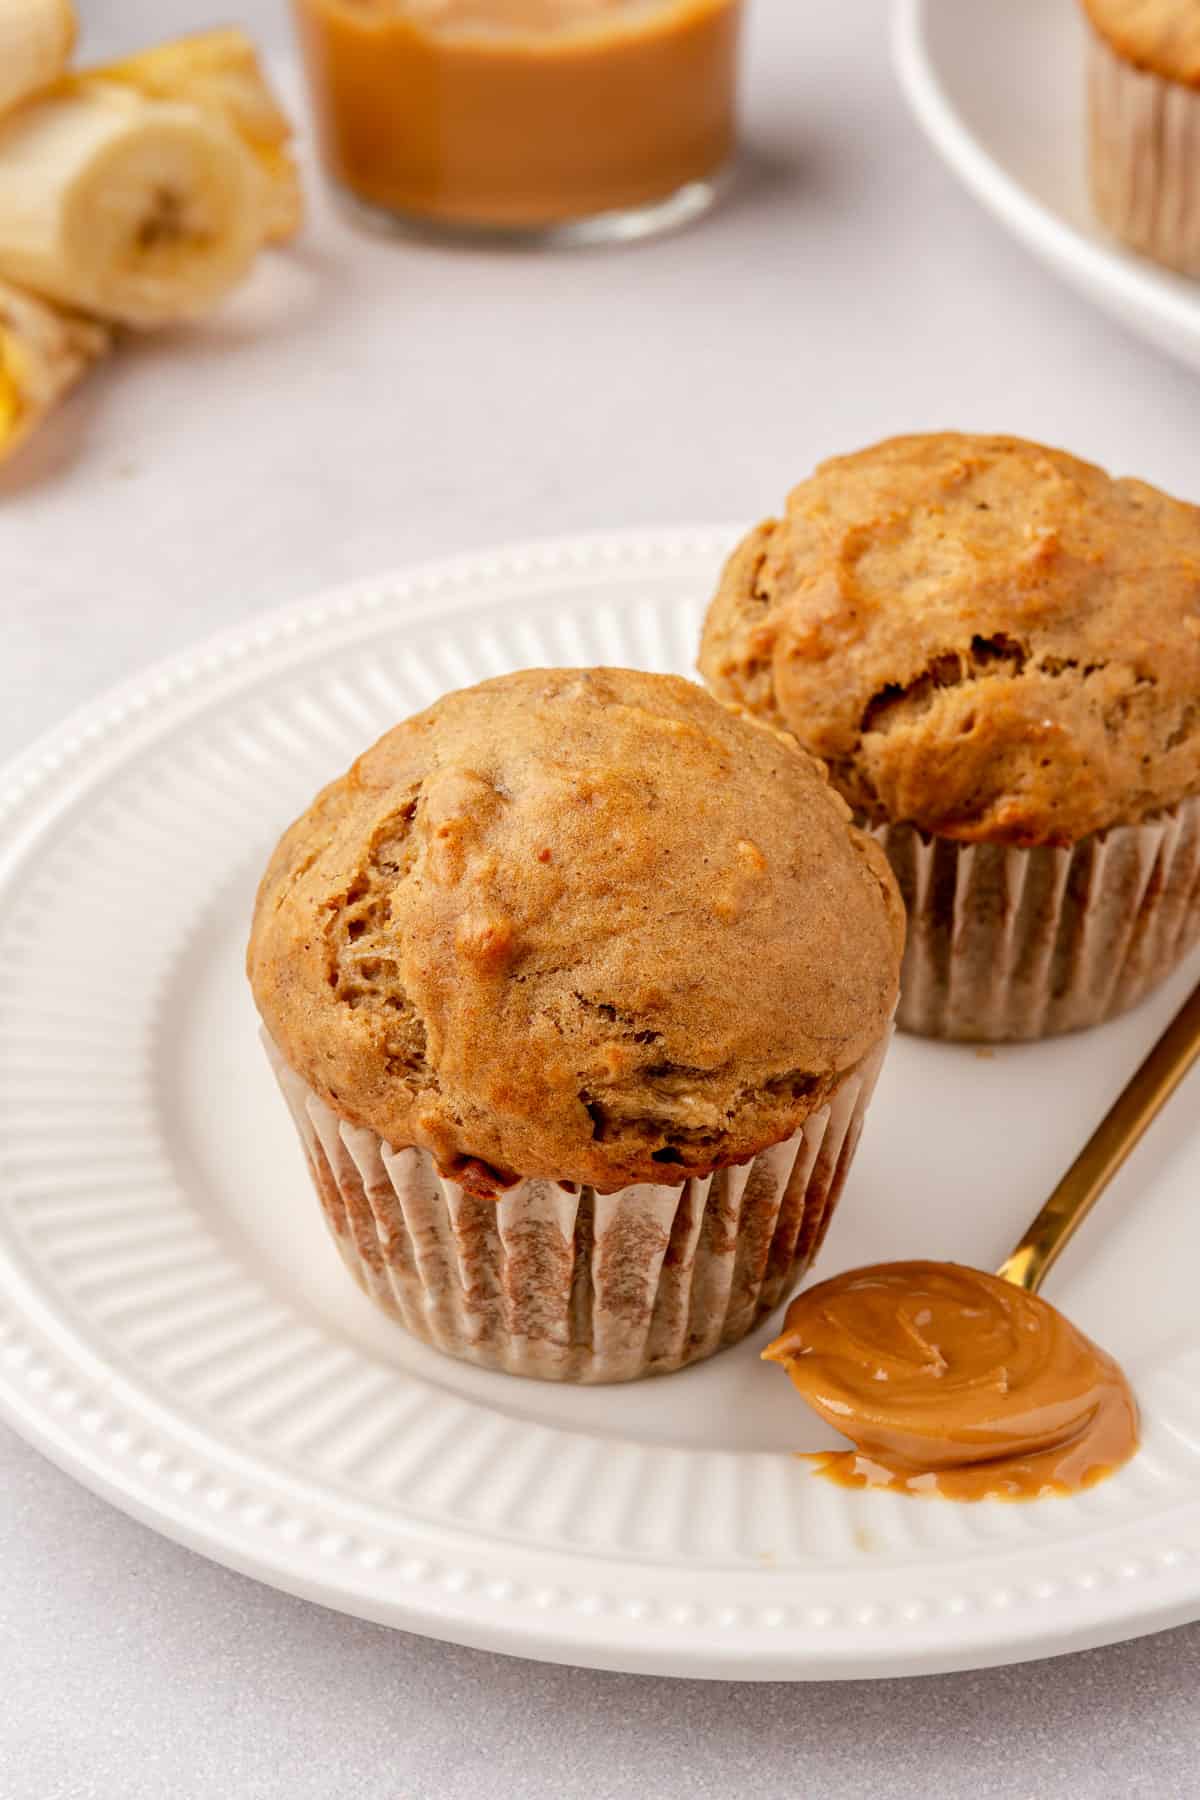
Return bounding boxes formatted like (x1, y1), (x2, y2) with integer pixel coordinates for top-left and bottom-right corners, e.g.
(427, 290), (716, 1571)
(699, 433), (1200, 1042)
(248, 668), (902, 1382)
(1083, 0), (1200, 275)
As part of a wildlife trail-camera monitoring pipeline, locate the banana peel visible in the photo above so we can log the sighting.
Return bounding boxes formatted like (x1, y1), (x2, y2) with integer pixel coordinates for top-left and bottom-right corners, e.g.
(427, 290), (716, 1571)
(0, 22), (300, 462)
(0, 0), (76, 120)
(0, 277), (108, 462)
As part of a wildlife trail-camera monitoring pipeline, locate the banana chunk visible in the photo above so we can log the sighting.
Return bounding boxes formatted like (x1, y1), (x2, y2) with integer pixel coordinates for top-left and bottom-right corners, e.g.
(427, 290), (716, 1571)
(84, 28), (302, 244)
(0, 84), (262, 329)
(0, 0), (76, 119)
(0, 277), (108, 461)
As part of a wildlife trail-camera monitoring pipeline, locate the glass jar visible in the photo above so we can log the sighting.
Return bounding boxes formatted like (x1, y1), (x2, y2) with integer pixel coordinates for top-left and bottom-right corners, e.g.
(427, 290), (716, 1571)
(292, 0), (745, 244)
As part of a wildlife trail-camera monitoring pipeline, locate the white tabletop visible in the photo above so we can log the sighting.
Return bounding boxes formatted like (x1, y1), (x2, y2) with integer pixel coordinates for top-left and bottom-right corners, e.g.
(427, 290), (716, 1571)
(6, 2), (1200, 1794)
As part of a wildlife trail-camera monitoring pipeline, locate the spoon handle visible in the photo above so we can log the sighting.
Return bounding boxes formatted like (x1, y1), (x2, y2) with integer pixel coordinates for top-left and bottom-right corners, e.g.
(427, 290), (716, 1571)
(996, 979), (1200, 1295)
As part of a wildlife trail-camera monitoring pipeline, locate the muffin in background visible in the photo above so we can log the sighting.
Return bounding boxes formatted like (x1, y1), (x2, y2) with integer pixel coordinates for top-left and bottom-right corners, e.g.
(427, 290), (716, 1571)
(699, 433), (1200, 1042)
(1083, 0), (1200, 276)
(248, 668), (902, 1382)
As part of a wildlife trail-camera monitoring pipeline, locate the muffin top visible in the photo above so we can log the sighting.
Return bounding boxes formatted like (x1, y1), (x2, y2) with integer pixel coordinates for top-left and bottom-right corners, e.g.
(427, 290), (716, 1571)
(1082, 0), (1200, 87)
(699, 434), (1200, 846)
(248, 668), (902, 1194)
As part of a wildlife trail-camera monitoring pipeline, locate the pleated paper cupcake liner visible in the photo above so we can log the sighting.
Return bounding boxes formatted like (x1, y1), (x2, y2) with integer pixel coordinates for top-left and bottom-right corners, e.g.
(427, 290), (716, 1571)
(265, 1030), (890, 1384)
(874, 797), (1200, 1042)
(1088, 28), (1200, 277)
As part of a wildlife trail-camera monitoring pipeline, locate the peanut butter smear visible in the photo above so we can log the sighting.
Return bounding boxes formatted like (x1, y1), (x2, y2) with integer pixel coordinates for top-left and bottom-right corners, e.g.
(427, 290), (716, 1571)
(763, 1262), (1139, 1501)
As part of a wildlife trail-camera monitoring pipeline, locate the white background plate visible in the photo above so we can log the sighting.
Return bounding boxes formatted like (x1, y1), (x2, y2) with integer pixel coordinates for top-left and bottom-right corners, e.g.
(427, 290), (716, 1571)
(3, 533), (1200, 1681)
(893, 0), (1200, 376)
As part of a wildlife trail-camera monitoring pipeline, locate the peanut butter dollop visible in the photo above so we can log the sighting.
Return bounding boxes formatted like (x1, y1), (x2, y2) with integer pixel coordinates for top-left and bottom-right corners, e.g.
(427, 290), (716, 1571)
(763, 1262), (1138, 1500)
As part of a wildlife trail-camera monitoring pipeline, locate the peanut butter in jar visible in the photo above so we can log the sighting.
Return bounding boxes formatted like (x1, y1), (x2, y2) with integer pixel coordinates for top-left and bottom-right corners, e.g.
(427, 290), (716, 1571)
(292, 0), (745, 240)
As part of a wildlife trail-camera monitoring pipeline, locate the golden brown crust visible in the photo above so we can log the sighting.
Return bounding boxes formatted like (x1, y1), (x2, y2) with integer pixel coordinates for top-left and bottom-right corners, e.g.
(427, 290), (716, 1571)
(1082, 0), (1200, 88)
(699, 434), (1200, 847)
(248, 669), (902, 1192)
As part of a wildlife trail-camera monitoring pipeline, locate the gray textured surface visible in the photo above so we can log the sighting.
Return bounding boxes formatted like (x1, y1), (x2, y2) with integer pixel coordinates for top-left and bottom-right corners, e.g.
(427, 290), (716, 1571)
(5, 1), (1200, 1795)
(6, 1438), (1200, 1800)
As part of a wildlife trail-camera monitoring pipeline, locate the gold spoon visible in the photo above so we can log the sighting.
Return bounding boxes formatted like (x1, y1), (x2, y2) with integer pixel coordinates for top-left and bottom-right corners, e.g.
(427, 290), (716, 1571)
(764, 979), (1200, 1498)
(996, 977), (1200, 1293)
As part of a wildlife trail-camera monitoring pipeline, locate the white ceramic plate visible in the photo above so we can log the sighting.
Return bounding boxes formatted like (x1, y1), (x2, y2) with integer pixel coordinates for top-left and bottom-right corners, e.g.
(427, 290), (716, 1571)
(893, 0), (1200, 375)
(4, 531), (1200, 1681)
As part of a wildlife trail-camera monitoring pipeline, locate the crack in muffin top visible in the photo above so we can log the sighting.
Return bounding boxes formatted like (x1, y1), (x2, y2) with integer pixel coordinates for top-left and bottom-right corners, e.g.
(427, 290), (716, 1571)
(699, 433), (1200, 847)
(248, 668), (902, 1192)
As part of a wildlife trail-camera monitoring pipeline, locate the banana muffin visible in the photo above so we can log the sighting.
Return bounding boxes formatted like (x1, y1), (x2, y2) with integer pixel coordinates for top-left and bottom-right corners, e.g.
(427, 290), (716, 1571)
(699, 433), (1200, 1040)
(1083, 0), (1200, 276)
(248, 668), (903, 1381)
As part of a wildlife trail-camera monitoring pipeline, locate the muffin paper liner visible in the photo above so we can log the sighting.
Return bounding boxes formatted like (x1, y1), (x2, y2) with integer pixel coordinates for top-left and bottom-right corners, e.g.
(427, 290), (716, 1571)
(874, 797), (1200, 1042)
(1088, 29), (1200, 277)
(264, 1031), (890, 1384)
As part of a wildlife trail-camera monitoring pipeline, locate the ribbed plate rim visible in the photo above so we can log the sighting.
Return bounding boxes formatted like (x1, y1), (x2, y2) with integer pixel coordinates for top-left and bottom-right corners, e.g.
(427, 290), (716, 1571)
(3, 527), (1200, 1680)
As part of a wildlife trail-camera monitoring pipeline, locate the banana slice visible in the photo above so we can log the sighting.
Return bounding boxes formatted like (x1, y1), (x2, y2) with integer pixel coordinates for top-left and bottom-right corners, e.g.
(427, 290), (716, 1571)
(0, 277), (108, 462)
(84, 28), (302, 244)
(0, 0), (76, 120)
(0, 84), (262, 329)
